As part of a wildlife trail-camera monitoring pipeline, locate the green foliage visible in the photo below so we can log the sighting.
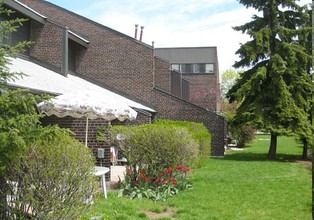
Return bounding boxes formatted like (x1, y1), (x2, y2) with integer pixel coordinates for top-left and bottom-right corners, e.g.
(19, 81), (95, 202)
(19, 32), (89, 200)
(224, 112), (256, 148)
(220, 69), (241, 99)
(0, 4), (32, 88)
(106, 123), (199, 170)
(118, 165), (192, 201)
(0, 90), (46, 174)
(230, 123), (256, 148)
(98, 120), (201, 201)
(0, 1), (36, 175)
(227, 1), (312, 157)
(7, 126), (97, 220)
(0, 3), (97, 218)
(153, 119), (211, 159)
(81, 135), (311, 220)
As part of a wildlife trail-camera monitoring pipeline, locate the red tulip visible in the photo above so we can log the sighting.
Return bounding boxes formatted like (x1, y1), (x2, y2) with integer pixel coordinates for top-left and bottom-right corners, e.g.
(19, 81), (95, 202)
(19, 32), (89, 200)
(176, 165), (182, 171)
(168, 167), (173, 173)
(183, 167), (190, 173)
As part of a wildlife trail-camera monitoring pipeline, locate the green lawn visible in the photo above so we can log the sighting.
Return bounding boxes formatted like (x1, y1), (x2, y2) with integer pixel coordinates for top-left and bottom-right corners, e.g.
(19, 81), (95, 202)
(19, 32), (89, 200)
(81, 135), (311, 220)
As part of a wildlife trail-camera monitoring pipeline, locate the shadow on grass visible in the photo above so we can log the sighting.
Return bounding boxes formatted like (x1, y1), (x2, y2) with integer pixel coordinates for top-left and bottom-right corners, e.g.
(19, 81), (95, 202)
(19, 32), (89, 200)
(224, 151), (307, 163)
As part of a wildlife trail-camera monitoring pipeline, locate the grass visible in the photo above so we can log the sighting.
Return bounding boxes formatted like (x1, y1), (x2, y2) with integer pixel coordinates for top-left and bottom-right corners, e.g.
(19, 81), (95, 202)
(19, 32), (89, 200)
(81, 135), (311, 220)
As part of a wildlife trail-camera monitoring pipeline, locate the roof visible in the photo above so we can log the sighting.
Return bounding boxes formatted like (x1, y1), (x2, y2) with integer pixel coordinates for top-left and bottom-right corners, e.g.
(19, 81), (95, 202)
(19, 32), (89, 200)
(155, 47), (218, 64)
(4, 1), (89, 48)
(6, 57), (156, 113)
(4, 0), (46, 24)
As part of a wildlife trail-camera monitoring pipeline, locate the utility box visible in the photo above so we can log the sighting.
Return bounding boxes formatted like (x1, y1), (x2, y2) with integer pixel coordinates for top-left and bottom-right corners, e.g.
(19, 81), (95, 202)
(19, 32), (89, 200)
(97, 148), (105, 158)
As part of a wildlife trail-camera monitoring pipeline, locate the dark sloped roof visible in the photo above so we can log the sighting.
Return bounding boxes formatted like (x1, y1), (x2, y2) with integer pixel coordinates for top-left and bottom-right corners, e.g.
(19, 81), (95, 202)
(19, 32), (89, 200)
(4, 0), (46, 23)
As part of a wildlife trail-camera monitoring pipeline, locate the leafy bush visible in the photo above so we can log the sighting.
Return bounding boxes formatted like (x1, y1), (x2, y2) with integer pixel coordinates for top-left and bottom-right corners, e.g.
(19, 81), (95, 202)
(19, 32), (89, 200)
(101, 122), (199, 201)
(229, 123), (256, 148)
(153, 120), (211, 159)
(224, 113), (256, 148)
(7, 126), (97, 220)
(109, 123), (199, 171)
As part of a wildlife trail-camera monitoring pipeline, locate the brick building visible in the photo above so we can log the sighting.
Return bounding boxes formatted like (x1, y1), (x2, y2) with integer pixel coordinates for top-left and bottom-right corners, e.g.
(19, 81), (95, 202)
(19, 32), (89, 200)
(3, 0), (226, 167)
(155, 47), (220, 112)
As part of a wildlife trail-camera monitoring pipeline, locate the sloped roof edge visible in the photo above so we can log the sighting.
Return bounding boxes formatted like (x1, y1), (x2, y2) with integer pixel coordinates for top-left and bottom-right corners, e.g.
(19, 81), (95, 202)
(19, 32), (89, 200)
(68, 30), (89, 47)
(40, 0), (153, 49)
(4, 0), (46, 24)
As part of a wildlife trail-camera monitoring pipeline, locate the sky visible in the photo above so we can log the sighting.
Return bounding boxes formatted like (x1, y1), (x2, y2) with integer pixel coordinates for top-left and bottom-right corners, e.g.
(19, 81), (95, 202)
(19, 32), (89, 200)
(46, 0), (311, 73)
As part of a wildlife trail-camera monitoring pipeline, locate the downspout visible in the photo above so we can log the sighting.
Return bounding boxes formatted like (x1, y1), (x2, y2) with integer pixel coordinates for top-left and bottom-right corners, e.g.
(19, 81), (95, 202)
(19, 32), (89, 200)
(152, 41), (155, 88)
(180, 71), (183, 99)
(61, 26), (68, 76)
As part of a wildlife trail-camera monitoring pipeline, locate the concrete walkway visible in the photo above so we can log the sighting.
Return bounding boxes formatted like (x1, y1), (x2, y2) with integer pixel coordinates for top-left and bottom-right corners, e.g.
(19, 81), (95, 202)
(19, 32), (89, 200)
(110, 165), (126, 182)
(107, 165), (126, 190)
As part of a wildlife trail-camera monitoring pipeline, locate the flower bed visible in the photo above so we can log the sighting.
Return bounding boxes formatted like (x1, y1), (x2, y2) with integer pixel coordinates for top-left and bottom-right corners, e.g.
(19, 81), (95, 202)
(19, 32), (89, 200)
(118, 165), (192, 201)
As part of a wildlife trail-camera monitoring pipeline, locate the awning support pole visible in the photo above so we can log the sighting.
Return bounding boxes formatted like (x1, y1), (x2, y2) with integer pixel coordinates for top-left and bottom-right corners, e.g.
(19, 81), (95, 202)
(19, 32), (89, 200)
(85, 117), (89, 147)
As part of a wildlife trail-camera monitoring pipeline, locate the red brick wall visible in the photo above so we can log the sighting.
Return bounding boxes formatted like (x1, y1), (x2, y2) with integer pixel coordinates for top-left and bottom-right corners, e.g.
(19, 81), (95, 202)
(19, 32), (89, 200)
(30, 21), (63, 69)
(26, 0), (225, 157)
(154, 56), (171, 92)
(152, 88), (226, 156)
(183, 74), (219, 111)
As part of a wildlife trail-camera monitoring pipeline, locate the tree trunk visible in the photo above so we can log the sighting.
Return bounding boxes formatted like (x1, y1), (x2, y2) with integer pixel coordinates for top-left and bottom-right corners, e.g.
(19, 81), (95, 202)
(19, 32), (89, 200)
(0, 176), (8, 219)
(302, 138), (308, 160)
(267, 133), (277, 159)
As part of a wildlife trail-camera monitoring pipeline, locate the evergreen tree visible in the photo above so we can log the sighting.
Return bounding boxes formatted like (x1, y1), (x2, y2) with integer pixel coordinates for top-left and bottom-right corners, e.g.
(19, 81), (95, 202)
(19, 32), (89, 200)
(0, 3), (36, 217)
(226, 0), (312, 159)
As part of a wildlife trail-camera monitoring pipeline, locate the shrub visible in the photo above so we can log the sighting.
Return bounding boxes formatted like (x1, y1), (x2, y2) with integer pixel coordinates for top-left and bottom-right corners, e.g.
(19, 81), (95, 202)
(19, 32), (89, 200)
(110, 123), (199, 171)
(103, 122), (198, 200)
(225, 114), (256, 148)
(230, 124), (256, 148)
(153, 119), (211, 159)
(7, 126), (97, 220)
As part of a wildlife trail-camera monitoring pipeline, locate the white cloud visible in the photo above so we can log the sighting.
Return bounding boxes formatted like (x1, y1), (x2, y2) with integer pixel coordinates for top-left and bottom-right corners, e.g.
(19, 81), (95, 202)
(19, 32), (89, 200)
(92, 4), (256, 72)
(50, 0), (312, 73)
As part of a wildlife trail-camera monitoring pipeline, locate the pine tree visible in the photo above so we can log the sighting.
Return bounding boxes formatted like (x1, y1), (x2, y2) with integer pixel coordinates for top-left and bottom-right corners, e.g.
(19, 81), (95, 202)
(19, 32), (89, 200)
(0, 3), (36, 217)
(226, 0), (312, 159)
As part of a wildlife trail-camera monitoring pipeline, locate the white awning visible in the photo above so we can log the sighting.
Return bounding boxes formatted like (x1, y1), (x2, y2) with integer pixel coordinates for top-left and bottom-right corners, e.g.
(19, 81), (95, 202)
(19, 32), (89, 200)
(6, 57), (156, 113)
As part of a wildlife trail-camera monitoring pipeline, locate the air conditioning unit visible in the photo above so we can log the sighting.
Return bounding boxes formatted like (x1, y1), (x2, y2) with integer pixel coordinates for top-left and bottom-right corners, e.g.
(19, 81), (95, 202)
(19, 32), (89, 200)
(97, 148), (105, 158)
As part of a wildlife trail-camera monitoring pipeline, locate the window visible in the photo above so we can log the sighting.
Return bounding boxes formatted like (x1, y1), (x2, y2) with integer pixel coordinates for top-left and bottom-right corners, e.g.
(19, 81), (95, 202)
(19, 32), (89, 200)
(205, 64), (214, 73)
(0, 13), (31, 55)
(0, 20), (12, 45)
(171, 64), (180, 72)
(181, 64), (193, 73)
(171, 63), (214, 74)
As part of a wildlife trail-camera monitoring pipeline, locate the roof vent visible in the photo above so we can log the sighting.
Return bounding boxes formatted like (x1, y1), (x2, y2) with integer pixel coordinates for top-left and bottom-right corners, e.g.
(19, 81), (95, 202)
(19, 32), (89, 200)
(134, 24), (138, 39)
(139, 26), (144, 42)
